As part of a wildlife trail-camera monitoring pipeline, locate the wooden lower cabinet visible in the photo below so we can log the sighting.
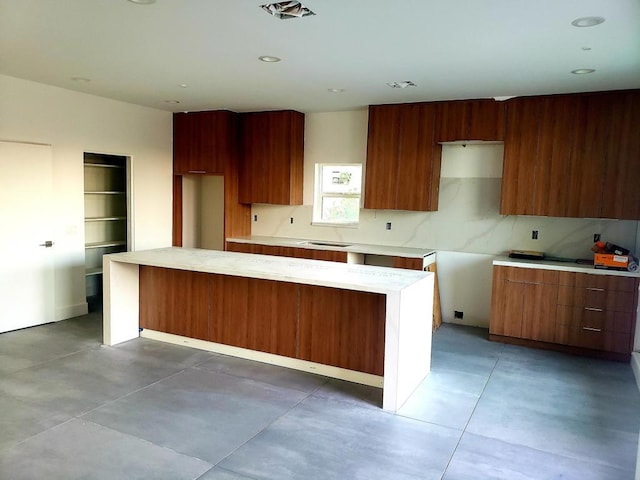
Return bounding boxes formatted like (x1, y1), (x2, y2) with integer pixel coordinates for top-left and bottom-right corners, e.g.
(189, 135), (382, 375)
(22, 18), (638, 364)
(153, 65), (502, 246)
(139, 266), (386, 375)
(227, 242), (348, 262)
(490, 266), (558, 343)
(490, 265), (639, 359)
(139, 266), (209, 341)
(298, 285), (386, 376)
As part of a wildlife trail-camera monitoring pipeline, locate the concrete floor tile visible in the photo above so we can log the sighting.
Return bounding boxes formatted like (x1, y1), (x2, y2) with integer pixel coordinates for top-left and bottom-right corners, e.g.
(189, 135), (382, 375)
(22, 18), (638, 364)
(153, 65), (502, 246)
(0, 419), (212, 480)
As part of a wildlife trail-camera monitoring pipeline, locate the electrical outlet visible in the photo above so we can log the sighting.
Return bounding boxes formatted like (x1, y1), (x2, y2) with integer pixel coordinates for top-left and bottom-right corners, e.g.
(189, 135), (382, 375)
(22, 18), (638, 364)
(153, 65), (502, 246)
(253, 215), (258, 222)
(454, 310), (464, 319)
(532, 230), (538, 240)
(386, 222), (392, 230)
(594, 233), (601, 242)
(290, 217), (294, 224)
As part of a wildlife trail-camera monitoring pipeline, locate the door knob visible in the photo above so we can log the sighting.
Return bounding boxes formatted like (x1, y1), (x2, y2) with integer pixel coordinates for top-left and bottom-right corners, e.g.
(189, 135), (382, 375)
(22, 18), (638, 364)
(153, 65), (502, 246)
(39, 240), (54, 248)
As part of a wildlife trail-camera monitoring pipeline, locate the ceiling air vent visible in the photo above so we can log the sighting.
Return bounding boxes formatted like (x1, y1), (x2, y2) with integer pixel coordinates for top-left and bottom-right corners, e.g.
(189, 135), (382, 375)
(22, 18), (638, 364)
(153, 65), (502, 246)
(261, 1), (315, 19)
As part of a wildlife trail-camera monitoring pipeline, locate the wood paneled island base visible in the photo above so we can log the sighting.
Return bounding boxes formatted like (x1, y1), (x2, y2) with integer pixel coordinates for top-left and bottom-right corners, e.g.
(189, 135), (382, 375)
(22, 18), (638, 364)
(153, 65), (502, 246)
(103, 248), (434, 411)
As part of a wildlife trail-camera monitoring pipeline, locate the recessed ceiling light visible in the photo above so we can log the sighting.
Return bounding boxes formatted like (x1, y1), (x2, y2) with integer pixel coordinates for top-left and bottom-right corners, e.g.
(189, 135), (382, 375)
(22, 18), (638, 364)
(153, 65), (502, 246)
(571, 16), (605, 27)
(581, 46), (592, 51)
(261, 1), (315, 20)
(386, 81), (417, 89)
(259, 55), (281, 63)
(571, 69), (596, 74)
(165, 100), (181, 104)
(328, 88), (345, 93)
(71, 77), (91, 83)
(128, 0), (156, 4)
(178, 84), (188, 88)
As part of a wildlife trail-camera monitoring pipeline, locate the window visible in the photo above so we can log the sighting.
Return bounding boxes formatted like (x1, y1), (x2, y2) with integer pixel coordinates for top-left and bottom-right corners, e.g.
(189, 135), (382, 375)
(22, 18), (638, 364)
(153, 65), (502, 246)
(313, 164), (362, 225)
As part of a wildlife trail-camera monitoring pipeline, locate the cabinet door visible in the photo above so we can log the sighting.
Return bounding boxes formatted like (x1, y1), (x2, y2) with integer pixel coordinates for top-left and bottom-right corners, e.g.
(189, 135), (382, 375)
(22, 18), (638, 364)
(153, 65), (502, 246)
(139, 266), (209, 340)
(173, 111), (235, 175)
(436, 99), (506, 142)
(396, 103), (440, 211)
(238, 110), (304, 205)
(209, 275), (298, 357)
(298, 285), (386, 375)
(490, 266), (558, 343)
(364, 104), (401, 210)
(600, 91), (640, 220)
(501, 97), (543, 215)
(533, 96), (582, 217)
(364, 103), (440, 212)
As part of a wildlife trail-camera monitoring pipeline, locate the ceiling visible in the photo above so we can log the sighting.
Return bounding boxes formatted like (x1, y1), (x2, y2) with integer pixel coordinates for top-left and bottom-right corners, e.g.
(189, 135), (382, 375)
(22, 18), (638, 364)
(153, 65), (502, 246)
(1, 0), (639, 113)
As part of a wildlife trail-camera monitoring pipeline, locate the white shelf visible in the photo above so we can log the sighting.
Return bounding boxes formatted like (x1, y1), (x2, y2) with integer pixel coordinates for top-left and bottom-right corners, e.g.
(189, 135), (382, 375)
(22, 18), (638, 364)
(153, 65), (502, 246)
(84, 216), (126, 222)
(84, 191), (125, 195)
(85, 267), (103, 276)
(84, 163), (125, 169)
(85, 240), (126, 249)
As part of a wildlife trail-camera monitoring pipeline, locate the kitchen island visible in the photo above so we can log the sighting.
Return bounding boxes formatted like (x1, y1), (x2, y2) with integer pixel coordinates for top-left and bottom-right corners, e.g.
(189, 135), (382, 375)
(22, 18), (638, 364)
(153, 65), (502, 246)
(103, 247), (434, 411)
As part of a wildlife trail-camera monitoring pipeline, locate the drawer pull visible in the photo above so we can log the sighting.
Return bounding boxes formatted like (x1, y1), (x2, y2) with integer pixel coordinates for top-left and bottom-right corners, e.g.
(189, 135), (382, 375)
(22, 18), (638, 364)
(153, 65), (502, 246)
(188, 170), (207, 174)
(586, 287), (605, 292)
(582, 327), (602, 332)
(584, 307), (603, 312)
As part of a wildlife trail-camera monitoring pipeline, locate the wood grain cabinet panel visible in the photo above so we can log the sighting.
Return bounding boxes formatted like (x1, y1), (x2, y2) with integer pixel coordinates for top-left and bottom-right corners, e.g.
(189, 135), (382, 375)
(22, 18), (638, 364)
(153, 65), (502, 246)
(436, 99), (505, 142)
(209, 275), (298, 357)
(364, 103), (440, 212)
(226, 242), (348, 262)
(298, 285), (386, 376)
(238, 110), (304, 205)
(501, 90), (640, 219)
(139, 266), (209, 340)
(491, 266), (638, 358)
(490, 266), (558, 343)
(173, 110), (236, 175)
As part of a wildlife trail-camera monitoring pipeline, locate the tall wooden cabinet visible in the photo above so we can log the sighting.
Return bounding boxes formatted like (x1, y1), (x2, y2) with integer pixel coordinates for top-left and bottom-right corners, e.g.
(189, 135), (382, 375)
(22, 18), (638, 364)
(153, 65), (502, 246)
(364, 103), (441, 212)
(172, 110), (251, 248)
(238, 110), (304, 205)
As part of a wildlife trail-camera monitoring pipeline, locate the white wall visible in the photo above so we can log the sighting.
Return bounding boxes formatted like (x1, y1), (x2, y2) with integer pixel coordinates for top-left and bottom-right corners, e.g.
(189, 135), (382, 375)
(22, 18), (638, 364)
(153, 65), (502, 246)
(251, 110), (639, 327)
(0, 74), (173, 320)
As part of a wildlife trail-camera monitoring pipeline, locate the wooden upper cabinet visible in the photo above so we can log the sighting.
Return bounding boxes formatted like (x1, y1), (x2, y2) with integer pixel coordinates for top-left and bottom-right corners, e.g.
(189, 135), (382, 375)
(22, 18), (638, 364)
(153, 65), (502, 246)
(238, 110), (304, 205)
(436, 99), (506, 142)
(501, 90), (640, 219)
(595, 91), (640, 220)
(364, 103), (440, 212)
(173, 110), (237, 175)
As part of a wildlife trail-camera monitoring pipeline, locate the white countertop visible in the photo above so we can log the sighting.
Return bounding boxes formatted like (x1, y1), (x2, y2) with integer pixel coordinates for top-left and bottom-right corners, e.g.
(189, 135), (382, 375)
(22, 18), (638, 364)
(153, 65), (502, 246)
(106, 247), (430, 294)
(226, 235), (435, 259)
(494, 256), (640, 278)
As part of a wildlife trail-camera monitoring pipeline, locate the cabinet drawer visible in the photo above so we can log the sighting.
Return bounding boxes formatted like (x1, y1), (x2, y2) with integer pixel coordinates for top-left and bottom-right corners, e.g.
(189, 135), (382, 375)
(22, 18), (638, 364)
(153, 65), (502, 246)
(555, 324), (631, 354)
(502, 267), (559, 284)
(558, 271), (638, 292)
(556, 305), (633, 333)
(557, 286), (636, 312)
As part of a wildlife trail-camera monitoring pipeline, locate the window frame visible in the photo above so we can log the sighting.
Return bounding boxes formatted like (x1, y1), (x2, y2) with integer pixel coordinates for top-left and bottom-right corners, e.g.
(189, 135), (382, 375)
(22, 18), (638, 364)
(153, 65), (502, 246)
(312, 163), (362, 227)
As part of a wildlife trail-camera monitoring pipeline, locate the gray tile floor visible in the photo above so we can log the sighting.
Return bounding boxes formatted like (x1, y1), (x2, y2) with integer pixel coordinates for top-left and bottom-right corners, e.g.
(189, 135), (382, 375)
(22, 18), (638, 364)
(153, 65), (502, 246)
(1, 312), (639, 479)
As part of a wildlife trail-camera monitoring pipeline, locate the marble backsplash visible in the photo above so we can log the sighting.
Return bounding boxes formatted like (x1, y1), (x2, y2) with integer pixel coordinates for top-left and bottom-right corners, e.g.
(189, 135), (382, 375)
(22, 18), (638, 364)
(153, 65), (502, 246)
(251, 178), (639, 260)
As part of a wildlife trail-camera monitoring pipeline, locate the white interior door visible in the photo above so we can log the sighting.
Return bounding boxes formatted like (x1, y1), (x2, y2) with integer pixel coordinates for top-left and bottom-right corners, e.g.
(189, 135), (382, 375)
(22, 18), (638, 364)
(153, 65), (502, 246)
(0, 141), (55, 333)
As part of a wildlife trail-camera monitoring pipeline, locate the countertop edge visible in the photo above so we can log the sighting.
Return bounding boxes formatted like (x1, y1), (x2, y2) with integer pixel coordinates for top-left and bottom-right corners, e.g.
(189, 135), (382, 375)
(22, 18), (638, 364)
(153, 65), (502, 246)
(493, 256), (640, 278)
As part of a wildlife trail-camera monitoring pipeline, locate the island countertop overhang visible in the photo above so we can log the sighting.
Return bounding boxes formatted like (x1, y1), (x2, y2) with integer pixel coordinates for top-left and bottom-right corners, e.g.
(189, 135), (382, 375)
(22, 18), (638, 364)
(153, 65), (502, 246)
(104, 247), (431, 294)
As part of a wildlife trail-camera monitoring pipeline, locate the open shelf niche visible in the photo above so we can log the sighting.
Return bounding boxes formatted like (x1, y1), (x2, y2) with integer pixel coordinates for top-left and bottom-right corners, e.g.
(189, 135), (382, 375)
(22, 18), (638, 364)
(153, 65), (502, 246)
(84, 153), (128, 310)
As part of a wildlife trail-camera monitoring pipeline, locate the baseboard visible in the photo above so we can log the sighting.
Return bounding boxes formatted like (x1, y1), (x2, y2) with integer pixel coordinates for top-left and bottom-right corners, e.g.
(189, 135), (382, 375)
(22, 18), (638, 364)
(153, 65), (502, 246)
(55, 302), (89, 321)
(631, 352), (640, 394)
(141, 329), (384, 388)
